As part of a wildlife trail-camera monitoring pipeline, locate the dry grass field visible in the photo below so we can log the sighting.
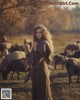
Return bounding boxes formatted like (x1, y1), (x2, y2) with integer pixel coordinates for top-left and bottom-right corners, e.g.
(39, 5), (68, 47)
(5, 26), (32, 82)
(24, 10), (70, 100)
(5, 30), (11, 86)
(0, 33), (80, 100)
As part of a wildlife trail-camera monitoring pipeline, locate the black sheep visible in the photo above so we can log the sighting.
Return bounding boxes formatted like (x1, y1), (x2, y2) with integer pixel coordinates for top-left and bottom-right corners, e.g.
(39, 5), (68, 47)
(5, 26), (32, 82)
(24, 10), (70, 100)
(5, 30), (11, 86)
(1, 58), (29, 80)
(73, 50), (80, 58)
(66, 58), (80, 85)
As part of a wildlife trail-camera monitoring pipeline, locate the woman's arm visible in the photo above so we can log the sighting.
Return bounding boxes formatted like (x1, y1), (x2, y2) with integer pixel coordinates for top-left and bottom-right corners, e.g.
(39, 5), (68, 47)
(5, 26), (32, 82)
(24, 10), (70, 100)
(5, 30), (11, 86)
(39, 42), (51, 64)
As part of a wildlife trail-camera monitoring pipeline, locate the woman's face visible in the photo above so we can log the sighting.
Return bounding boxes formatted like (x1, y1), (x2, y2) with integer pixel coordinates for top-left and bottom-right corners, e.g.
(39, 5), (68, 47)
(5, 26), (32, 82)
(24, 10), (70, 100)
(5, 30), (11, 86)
(35, 28), (43, 39)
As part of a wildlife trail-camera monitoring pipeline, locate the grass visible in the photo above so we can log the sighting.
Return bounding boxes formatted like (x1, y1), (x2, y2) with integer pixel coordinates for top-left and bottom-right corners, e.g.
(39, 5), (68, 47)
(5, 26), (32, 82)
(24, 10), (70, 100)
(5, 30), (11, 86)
(0, 33), (80, 100)
(52, 67), (80, 100)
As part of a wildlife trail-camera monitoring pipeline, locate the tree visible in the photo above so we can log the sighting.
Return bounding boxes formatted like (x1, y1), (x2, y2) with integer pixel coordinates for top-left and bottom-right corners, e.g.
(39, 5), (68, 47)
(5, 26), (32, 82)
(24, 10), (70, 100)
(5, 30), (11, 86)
(0, 0), (75, 36)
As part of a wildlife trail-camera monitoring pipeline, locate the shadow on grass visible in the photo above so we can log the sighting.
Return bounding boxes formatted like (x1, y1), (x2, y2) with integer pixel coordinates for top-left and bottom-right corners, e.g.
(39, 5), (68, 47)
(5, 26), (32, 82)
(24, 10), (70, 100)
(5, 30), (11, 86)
(53, 72), (68, 78)
(52, 82), (80, 99)
(52, 83), (64, 100)
(12, 87), (31, 92)
(0, 80), (24, 86)
(0, 81), (32, 93)
(51, 71), (80, 100)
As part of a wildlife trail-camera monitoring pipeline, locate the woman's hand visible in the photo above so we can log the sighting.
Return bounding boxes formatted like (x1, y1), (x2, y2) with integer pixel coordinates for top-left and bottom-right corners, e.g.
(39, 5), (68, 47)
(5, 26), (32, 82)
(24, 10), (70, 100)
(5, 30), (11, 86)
(39, 57), (45, 63)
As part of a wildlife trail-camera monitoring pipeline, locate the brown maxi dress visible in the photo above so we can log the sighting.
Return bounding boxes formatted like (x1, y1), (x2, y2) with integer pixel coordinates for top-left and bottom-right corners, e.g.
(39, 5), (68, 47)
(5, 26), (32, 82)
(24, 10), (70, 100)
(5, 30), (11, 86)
(28, 38), (53, 100)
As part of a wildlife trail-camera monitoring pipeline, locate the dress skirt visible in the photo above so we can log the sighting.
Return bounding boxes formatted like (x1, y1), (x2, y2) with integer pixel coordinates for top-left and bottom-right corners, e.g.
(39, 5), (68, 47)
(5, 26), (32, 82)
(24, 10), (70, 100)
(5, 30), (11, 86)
(32, 60), (53, 100)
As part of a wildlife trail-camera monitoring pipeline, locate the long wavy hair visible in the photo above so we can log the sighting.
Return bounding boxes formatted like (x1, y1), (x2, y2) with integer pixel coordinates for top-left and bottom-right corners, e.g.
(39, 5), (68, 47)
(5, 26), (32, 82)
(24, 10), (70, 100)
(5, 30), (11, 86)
(33, 25), (54, 60)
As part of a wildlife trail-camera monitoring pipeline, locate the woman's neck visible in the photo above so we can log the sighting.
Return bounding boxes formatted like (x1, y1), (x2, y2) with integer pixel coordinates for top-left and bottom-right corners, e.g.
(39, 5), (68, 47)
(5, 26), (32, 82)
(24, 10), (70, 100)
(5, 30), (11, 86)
(37, 37), (44, 41)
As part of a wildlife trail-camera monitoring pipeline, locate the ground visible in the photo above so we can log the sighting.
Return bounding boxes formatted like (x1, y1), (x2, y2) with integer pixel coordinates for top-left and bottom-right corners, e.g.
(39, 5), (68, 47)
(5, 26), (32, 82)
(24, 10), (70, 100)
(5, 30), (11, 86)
(0, 33), (80, 100)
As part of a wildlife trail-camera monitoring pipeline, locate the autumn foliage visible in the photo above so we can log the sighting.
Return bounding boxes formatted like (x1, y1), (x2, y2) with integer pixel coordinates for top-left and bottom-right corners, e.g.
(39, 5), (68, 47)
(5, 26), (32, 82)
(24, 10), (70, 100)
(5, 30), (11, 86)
(0, 0), (80, 36)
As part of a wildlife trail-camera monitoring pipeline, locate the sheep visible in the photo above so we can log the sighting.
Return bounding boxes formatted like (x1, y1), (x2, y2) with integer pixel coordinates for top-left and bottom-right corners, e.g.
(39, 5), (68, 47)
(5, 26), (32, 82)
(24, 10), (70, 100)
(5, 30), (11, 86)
(73, 50), (80, 58)
(9, 41), (32, 53)
(66, 58), (80, 85)
(0, 40), (32, 80)
(64, 44), (79, 57)
(76, 40), (80, 49)
(53, 55), (68, 70)
(0, 58), (30, 80)
(1, 49), (9, 59)
(0, 51), (28, 80)
(0, 35), (11, 51)
(0, 42), (11, 59)
(64, 43), (79, 52)
(9, 44), (25, 53)
(0, 35), (8, 42)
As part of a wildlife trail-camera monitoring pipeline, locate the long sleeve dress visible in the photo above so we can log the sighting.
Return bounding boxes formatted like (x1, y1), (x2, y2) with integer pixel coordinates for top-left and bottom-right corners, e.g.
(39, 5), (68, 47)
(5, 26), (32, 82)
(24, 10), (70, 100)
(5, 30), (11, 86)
(28, 38), (53, 100)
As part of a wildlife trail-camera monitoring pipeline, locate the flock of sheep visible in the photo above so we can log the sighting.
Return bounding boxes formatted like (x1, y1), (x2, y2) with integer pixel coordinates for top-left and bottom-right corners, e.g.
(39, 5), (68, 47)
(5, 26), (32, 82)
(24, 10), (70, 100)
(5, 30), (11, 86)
(0, 36), (31, 81)
(0, 36), (80, 85)
(53, 40), (80, 84)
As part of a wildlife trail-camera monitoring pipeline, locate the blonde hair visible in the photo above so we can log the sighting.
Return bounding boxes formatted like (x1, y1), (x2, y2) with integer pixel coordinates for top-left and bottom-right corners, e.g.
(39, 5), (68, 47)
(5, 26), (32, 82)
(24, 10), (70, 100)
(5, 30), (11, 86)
(33, 25), (54, 58)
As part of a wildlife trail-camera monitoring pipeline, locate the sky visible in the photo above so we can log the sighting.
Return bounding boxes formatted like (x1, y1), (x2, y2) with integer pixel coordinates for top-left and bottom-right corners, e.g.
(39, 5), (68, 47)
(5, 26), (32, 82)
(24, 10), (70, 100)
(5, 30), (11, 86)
(60, 0), (80, 9)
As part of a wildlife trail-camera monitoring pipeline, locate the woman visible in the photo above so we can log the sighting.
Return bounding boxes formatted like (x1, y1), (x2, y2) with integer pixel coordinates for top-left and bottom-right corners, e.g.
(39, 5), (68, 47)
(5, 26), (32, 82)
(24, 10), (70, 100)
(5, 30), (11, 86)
(28, 25), (54, 100)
